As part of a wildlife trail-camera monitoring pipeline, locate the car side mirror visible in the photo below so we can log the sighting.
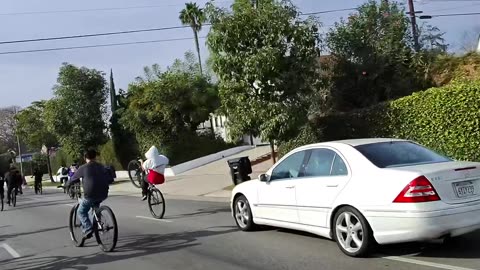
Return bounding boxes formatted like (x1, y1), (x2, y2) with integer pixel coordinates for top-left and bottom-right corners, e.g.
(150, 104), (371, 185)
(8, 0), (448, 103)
(259, 174), (269, 182)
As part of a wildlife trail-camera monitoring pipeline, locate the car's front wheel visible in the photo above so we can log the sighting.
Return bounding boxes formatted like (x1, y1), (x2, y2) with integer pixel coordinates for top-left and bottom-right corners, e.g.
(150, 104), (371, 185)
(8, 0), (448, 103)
(333, 206), (374, 257)
(233, 195), (256, 231)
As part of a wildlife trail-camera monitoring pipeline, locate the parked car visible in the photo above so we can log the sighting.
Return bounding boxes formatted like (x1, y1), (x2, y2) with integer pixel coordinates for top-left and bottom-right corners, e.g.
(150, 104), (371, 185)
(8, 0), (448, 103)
(231, 138), (480, 257)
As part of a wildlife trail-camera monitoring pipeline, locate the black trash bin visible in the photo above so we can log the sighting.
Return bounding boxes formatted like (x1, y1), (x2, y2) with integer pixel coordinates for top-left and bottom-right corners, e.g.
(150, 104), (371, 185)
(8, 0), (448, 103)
(227, 157), (252, 185)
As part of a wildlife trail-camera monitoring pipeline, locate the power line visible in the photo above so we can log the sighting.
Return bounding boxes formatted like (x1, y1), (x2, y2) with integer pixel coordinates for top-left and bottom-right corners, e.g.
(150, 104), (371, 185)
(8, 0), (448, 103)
(417, 0), (480, 2)
(427, 2), (480, 12)
(300, 8), (357, 16)
(0, 1), (233, 16)
(0, 25), (211, 45)
(0, 37), (206, 56)
(0, 7), (357, 46)
(426, 11), (480, 17)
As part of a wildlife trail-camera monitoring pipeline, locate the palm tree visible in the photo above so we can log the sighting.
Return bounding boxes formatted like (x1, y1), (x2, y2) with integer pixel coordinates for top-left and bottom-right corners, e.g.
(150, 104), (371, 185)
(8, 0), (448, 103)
(179, 2), (206, 75)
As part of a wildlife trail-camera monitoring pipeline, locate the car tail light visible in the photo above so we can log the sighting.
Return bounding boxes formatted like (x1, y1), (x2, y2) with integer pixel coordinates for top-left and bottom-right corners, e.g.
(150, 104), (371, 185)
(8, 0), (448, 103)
(393, 176), (440, 203)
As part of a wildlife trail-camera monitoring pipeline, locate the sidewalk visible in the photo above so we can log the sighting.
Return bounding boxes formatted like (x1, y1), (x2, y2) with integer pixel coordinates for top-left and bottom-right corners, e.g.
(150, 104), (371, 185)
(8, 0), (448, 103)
(109, 146), (273, 199)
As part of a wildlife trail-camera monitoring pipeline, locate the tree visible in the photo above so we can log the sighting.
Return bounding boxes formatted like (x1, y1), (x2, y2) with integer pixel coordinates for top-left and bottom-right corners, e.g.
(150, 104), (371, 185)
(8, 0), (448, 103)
(206, 0), (320, 161)
(121, 53), (220, 162)
(16, 100), (58, 181)
(179, 2), (207, 75)
(325, 0), (447, 111)
(44, 63), (108, 160)
(135, 64), (162, 83)
(0, 106), (19, 153)
(459, 26), (480, 53)
(109, 69), (117, 114)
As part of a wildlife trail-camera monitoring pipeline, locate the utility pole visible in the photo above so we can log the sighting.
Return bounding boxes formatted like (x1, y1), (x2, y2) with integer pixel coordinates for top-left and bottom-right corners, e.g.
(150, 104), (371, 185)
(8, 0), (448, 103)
(408, 0), (420, 51)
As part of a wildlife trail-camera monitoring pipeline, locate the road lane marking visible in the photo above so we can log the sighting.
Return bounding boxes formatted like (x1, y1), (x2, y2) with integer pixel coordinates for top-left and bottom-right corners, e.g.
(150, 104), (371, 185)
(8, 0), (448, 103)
(382, 256), (476, 270)
(136, 216), (172, 223)
(64, 204), (75, 207)
(1, 243), (21, 258)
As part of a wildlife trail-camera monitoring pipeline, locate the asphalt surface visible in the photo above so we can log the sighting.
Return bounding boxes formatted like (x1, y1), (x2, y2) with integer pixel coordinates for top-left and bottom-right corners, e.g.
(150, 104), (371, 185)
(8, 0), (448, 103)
(0, 187), (479, 270)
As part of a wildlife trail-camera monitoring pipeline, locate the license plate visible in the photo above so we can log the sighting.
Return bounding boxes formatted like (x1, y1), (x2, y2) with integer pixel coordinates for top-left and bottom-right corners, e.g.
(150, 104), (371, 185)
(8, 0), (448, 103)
(453, 181), (476, 198)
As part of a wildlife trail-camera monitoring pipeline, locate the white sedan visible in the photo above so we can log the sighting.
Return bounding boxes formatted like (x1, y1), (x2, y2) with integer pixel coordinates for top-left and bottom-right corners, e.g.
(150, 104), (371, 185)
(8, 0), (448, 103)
(231, 138), (480, 257)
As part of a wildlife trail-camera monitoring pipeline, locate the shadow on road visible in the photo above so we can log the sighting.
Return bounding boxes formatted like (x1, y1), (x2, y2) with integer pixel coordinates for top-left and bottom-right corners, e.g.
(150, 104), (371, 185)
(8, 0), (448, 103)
(264, 226), (480, 259)
(378, 230), (480, 259)
(0, 226), (67, 242)
(168, 207), (231, 219)
(0, 227), (238, 270)
(5, 198), (73, 211)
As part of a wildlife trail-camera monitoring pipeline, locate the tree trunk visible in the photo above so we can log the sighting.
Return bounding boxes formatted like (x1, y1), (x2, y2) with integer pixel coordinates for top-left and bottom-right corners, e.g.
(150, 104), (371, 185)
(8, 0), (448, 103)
(250, 134), (254, 146)
(193, 29), (203, 75)
(210, 116), (215, 135)
(270, 140), (276, 164)
(46, 150), (54, 182)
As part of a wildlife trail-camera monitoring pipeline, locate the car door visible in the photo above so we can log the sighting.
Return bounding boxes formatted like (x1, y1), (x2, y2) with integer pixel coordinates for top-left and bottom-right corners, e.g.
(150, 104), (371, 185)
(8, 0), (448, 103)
(295, 148), (350, 228)
(256, 150), (308, 224)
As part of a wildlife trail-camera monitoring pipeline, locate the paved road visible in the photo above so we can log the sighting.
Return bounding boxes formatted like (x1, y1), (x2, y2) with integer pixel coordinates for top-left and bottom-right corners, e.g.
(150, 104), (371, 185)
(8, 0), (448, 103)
(1, 188), (479, 270)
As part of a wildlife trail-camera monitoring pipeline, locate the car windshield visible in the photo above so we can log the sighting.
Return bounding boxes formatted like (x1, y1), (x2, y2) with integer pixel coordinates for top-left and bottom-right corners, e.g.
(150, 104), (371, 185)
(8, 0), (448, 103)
(355, 141), (452, 168)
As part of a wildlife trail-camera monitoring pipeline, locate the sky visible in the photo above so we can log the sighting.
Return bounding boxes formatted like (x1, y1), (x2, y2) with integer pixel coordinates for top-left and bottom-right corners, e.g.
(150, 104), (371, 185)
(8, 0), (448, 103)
(0, 0), (479, 108)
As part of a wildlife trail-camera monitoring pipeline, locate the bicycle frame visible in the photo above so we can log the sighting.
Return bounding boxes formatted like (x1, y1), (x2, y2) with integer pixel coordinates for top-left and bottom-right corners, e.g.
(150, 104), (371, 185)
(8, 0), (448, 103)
(92, 207), (103, 231)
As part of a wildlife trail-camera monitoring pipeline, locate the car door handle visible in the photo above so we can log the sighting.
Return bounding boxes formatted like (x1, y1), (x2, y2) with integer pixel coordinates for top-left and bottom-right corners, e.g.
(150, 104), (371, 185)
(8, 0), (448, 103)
(326, 184), (338, 188)
(285, 186), (295, 189)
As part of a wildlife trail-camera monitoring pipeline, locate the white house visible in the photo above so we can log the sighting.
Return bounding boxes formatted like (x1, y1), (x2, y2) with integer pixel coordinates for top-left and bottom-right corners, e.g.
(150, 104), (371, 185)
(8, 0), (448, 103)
(198, 114), (267, 145)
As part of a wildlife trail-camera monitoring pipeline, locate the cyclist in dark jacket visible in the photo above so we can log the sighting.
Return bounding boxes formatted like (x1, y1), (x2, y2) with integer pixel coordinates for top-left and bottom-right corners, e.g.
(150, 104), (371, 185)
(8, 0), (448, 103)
(32, 167), (43, 193)
(66, 149), (113, 239)
(5, 168), (21, 205)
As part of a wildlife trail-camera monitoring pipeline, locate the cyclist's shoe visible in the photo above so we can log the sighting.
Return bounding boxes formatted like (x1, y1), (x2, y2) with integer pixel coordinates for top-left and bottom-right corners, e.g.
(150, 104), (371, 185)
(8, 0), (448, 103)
(141, 195), (147, 201)
(82, 229), (94, 240)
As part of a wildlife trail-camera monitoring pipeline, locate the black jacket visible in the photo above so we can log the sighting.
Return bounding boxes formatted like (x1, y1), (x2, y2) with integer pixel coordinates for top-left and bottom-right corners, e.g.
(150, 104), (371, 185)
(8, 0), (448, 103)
(68, 161), (113, 201)
(5, 171), (21, 187)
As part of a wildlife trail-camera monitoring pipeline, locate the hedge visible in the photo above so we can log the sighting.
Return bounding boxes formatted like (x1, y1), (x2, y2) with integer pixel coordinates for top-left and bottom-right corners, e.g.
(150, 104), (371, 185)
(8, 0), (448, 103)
(287, 79), (480, 161)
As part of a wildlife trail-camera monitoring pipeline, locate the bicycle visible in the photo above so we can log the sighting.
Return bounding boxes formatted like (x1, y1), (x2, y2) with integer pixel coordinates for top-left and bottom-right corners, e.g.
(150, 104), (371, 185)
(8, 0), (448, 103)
(129, 160), (166, 218)
(58, 182), (82, 200)
(69, 202), (118, 252)
(147, 183), (166, 219)
(34, 181), (43, 195)
(127, 158), (144, 188)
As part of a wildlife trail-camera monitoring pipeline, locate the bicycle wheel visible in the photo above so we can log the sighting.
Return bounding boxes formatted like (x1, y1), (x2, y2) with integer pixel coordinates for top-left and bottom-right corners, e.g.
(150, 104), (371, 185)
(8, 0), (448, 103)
(94, 205), (118, 252)
(39, 183), (43, 195)
(127, 160), (142, 188)
(68, 204), (85, 247)
(148, 188), (165, 219)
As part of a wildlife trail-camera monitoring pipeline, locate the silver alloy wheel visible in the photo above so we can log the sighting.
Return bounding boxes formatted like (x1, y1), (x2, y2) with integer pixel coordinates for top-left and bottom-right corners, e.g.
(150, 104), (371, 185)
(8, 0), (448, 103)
(235, 199), (250, 228)
(335, 212), (364, 253)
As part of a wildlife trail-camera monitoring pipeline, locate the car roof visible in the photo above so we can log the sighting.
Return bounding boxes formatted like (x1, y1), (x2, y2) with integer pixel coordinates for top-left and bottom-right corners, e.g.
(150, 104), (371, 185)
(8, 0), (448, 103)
(299, 138), (408, 149)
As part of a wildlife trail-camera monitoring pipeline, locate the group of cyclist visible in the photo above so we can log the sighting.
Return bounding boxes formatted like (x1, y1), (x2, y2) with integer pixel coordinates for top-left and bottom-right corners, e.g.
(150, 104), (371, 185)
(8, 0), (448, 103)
(1, 145), (167, 243)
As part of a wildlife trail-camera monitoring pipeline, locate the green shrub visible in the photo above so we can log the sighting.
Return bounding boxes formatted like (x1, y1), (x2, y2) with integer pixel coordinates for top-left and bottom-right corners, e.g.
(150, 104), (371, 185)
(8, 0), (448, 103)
(278, 125), (319, 158)
(430, 53), (480, 86)
(300, 79), (480, 161)
(98, 140), (123, 170)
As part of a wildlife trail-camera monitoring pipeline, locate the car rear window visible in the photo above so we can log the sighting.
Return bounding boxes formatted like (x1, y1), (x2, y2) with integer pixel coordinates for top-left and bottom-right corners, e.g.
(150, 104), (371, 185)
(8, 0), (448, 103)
(355, 141), (452, 168)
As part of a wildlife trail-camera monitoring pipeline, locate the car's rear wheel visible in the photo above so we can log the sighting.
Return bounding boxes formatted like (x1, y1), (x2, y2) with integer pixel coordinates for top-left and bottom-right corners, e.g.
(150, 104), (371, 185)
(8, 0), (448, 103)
(333, 206), (374, 257)
(233, 195), (256, 231)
